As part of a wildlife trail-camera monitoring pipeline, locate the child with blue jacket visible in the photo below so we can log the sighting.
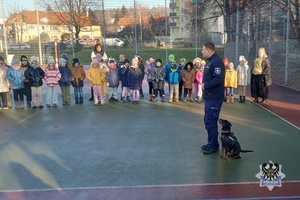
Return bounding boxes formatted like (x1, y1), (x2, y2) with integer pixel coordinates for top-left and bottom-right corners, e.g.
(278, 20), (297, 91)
(168, 62), (180, 103)
(58, 57), (72, 105)
(6, 57), (25, 109)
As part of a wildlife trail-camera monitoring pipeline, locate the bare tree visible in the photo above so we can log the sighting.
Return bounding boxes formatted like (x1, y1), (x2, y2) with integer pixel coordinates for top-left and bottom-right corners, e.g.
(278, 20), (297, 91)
(40, 0), (92, 42)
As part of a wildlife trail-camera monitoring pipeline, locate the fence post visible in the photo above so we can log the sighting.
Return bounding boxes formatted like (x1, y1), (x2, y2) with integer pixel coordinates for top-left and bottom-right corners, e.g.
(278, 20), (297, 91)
(285, 0), (290, 86)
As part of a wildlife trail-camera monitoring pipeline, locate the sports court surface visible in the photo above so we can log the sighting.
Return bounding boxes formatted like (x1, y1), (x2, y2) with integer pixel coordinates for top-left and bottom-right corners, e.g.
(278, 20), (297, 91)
(0, 79), (299, 200)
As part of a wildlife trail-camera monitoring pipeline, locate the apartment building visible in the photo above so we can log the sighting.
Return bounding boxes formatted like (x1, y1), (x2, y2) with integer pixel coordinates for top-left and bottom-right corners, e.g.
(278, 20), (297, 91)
(169, 0), (191, 41)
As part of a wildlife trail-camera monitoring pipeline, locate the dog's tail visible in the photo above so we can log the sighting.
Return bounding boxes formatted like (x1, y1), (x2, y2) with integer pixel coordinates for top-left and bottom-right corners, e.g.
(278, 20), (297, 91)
(240, 150), (253, 153)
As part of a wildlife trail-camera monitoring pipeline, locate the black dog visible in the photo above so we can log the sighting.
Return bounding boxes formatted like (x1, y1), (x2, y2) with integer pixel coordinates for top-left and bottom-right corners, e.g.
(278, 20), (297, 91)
(219, 118), (253, 159)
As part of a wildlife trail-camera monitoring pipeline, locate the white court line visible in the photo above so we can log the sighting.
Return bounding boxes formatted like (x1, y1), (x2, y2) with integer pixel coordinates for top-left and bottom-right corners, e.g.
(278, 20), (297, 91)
(1, 180), (300, 192)
(246, 97), (300, 130)
(17, 110), (42, 124)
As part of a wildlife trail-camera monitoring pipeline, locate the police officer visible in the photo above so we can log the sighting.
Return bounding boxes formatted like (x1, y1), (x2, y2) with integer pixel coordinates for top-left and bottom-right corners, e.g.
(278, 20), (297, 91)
(201, 42), (225, 154)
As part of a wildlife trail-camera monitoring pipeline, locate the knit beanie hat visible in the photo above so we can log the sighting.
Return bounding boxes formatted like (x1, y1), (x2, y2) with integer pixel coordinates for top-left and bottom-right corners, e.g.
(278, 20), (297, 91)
(156, 58), (162, 64)
(124, 58), (130, 65)
(193, 57), (202, 65)
(239, 55), (246, 62)
(168, 54), (175, 60)
(73, 58), (80, 65)
(20, 55), (28, 62)
(30, 56), (38, 64)
(59, 57), (67, 65)
(0, 56), (4, 61)
(11, 56), (20, 65)
(108, 58), (116, 63)
(179, 58), (186, 63)
(61, 53), (68, 62)
(91, 58), (99, 66)
(47, 56), (55, 64)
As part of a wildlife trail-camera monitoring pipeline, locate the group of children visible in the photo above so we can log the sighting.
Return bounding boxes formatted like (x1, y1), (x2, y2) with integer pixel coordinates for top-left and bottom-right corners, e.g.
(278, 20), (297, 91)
(0, 49), (251, 109)
(223, 56), (250, 103)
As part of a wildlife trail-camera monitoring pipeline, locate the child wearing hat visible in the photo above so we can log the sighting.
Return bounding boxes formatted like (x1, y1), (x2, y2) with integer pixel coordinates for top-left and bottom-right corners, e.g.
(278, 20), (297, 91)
(58, 57), (72, 105)
(120, 58), (131, 103)
(87, 58), (106, 106)
(151, 58), (166, 102)
(6, 57), (25, 109)
(106, 58), (120, 102)
(24, 56), (45, 108)
(195, 60), (205, 103)
(165, 54), (175, 94)
(178, 58), (186, 101)
(236, 55), (250, 103)
(70, 58), (86, 104)
(224, 62), (238, 103)
(193, 57), (202, 102)
(128, 57), (143, 104)
(168, 62), (180, 103)
(181, 62), (195, 102)
(44, 56), (61, 107)
(20, 55), (32, 107)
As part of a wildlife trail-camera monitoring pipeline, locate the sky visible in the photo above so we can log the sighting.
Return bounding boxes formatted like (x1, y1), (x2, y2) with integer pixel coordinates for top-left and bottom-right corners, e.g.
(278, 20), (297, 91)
(2, 0), (170, 17)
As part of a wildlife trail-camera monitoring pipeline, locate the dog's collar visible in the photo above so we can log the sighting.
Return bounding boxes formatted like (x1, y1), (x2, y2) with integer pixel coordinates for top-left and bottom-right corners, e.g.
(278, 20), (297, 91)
(221, 130), (231, 134)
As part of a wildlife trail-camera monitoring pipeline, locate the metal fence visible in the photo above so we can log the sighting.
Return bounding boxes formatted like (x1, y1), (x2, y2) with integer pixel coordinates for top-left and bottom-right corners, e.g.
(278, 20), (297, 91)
(1, 0), (299, 90)
(223, 0), (300, 91)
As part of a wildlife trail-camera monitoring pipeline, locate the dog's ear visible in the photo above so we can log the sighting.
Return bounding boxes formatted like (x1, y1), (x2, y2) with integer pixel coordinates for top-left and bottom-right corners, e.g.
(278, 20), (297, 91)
(225, 120), (232, 127)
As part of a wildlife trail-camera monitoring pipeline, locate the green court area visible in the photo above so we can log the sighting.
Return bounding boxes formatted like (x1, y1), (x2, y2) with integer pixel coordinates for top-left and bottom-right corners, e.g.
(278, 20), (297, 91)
(0, 92), (299, 192)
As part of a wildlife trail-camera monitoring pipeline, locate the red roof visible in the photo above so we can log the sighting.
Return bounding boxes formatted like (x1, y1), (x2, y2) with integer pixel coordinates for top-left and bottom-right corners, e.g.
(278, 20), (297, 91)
(6, 10), (91, 26)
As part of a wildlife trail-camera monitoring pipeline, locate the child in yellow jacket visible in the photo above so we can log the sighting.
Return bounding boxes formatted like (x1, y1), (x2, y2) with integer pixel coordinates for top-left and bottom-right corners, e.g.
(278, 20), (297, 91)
(224, 62), (237, 103)
(87, 59), (106, 106)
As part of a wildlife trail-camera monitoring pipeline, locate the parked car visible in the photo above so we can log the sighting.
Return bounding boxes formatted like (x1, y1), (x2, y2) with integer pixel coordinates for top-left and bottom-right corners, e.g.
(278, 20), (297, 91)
(8, 43), (31, 50)
(45, 41), (67, 50)
(172, 38), (185, 45)
(104, 38), (124, 47)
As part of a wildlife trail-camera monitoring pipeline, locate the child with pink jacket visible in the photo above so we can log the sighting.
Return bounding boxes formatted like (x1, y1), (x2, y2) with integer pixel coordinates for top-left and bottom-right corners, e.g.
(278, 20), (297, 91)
(194, 60), (205, 102)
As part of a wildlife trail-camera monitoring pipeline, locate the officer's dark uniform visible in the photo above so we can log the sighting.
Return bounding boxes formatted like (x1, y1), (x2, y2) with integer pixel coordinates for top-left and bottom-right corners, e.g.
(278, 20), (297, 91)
(202, 52), (225, 152)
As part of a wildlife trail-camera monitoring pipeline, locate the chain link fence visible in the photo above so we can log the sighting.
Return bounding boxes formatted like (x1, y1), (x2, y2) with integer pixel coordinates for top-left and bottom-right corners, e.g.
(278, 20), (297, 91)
(1, 0), (299, 90)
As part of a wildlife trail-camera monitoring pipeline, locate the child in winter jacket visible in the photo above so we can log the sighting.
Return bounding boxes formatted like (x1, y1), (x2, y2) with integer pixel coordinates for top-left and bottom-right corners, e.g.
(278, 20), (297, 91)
(106, 58), (120, 102)
(20, 55), (32, 107)
(224, 62), (238, 103)
(151, 59), (166, 102)
(168, 62), (180, 103)
(120, 58), (131, 103)
(44, 56), (61, 107)
(70, 58), (86, 104)
(236, 55), (250, 103)
(25, 56), (45, 108)
(0, 58), (10, 109)
(6, 57), (25, 109)
(194, 60), (205, 102)
(144, 56), (156, 101)
(178, 58), (186, 101)
(181, 62), (195, 102)
(128, 57), (143, 104)
(58, 57), (72, 105)
(87, 58), (106, 106)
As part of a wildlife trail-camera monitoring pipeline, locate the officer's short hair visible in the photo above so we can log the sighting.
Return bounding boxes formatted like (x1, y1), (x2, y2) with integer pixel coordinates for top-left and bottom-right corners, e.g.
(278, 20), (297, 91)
(203, 42), (215, 51)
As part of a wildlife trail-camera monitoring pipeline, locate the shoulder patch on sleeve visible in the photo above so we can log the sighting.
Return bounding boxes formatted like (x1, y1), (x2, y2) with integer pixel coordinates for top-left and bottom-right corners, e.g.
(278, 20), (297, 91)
(214, 67), (221, 75)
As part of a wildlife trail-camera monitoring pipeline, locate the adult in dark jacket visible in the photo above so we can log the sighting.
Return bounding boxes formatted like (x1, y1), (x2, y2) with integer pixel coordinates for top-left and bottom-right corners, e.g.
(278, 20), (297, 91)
(201, 42), (225, 154)
(58, 57), (72, 105)
(25, 56), (45, 108)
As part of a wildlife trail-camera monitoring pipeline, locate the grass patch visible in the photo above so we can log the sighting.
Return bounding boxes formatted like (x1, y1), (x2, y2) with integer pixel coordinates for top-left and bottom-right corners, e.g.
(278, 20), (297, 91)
(2, 46), (224, 65)
(63, 47), (224, 65)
